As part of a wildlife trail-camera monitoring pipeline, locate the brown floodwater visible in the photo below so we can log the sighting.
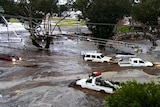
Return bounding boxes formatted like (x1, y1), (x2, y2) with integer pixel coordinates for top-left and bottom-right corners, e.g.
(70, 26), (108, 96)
(0, 33), (160, 107)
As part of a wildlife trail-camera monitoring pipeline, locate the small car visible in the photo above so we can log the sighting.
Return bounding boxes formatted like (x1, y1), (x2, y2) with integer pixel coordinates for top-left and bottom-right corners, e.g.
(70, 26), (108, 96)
(0, 53), (22, 62)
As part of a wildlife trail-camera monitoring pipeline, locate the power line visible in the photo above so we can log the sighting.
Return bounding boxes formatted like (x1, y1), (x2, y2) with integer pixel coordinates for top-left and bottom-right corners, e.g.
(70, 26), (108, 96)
(86, 22), (116, 26)
(2, 13), (118, 26)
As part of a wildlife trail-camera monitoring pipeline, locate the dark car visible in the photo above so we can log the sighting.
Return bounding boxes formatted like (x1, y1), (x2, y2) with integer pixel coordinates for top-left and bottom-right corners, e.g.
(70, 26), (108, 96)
(115, 52), (136, 58)
(0, 53), (22, 62)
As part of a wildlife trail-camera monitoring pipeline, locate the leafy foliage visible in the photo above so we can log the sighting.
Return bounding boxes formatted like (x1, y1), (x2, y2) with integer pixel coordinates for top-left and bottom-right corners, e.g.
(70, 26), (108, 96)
(132, 0), (160, 25)
(0, 0), (58, 27)
(74, 0), (132, 39)
(0, 0), (17, 15)
(107, 81), (160, 107)
(16, 0), (58, 27)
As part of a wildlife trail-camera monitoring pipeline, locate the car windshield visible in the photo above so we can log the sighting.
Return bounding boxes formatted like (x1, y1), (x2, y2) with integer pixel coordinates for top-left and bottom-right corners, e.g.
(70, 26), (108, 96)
(139, 60), (144, 63)
(100, 55), (104, 58)
(9, 54), (16, 57)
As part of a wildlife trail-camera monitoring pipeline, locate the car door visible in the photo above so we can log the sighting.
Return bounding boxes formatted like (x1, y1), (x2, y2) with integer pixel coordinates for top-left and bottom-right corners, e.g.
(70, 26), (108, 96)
(84, 55), (92, 61)
(91, 55), (96, 62)
(132, 60), (139, 66)
(139, 60), (145, 66)
(85, 78), (95, 90)
(93, 55), (102, 62)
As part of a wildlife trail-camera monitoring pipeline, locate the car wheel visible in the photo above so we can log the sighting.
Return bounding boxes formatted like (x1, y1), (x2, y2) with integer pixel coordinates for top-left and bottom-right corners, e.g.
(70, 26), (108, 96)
(81, 85), (84, 88)
(100, 90), (105, 93)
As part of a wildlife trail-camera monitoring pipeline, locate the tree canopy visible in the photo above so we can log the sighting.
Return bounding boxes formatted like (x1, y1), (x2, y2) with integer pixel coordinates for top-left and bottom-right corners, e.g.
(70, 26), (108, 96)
(0, 0), (58, 26)
(74, 0), (132, 39)
(132, 0), (160, 26)
(0, 0), (17, 15)
(74, 0), (160, 39)
(16, 0), (58, 26)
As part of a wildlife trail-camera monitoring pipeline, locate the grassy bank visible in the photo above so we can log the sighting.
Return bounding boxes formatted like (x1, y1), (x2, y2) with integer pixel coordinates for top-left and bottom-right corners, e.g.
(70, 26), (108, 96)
(52, 17), (85, 26)
(9, 17), (86, 26)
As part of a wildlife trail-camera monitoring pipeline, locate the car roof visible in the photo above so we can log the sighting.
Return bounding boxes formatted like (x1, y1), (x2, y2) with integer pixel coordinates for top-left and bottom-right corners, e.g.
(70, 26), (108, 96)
(85, 53), (103, 55)
(130, 58), (142, 60)
(116, 52), (134, 55)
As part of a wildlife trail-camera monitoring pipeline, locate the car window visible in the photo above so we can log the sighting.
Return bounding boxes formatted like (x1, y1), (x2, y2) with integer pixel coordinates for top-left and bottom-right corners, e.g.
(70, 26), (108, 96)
(9, 54), (15, 57)
(100, 55), (104, 58)
(139, 60), (144, 63)
(95, 78), (101, 85)
(86, 78), (92, 83)
(92, 55), (95, 58)
(134, 60), (137, 63)
(97, 56), (101, 59)
(86, 55), (90, 58)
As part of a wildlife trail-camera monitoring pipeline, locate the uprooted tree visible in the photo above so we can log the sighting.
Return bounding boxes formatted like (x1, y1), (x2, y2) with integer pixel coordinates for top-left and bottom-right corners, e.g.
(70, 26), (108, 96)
(17, 0), (58, 49)
(1, 0), (58, 49)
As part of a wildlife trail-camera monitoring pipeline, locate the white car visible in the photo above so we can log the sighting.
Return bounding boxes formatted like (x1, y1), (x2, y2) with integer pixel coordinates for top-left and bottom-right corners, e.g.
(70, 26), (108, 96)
(83, 53), (112, 63)
(76, 72), (120, 94)
(118, 57), (153, 67)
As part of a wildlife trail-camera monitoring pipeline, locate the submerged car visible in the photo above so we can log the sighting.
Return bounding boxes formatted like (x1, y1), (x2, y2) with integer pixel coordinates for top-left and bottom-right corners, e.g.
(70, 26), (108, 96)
(0, 53), (22, 62)
(76, 72), (120, 94)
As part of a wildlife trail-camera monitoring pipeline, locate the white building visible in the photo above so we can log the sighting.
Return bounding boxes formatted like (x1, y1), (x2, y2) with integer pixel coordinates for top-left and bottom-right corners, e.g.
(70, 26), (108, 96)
(134, 0), (140, 3)
(57, 0), (76, 5)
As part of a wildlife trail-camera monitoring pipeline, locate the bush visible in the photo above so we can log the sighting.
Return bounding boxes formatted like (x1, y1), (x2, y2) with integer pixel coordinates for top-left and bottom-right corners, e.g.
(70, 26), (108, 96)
(106, 80), (160, 107)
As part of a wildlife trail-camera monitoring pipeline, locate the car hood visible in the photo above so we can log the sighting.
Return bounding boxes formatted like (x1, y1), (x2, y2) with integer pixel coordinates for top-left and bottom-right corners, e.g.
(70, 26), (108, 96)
(76, 79), (86, 85)
(103, 56), (112, 60)
(145, 61), (153, 66)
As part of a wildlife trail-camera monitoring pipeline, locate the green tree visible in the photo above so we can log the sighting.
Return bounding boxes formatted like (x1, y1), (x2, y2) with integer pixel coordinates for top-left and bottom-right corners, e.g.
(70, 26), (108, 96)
(0, 0), (17, 15)
(107, 81), (160, 107)
(132, 0), (160, 25)
(74, 0), (132, 39)
(0, 0), (19, 22)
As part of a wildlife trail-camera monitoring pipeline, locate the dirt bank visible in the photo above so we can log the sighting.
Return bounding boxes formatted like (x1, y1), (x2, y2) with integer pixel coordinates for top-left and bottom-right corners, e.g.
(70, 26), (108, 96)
(86, 61), (160, 75)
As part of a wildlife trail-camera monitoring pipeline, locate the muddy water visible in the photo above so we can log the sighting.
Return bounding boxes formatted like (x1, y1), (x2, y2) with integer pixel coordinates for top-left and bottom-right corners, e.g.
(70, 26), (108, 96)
(0, 32), (160, 106)
(0, 34), (111, 107)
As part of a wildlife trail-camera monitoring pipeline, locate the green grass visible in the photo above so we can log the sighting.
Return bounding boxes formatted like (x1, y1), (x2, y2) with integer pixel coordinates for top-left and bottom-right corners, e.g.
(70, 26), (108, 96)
(117, 26), (134, 33)
(52, 17), (86, 26)
(9, 18), (19, 23)
(9, 17), (86, 26)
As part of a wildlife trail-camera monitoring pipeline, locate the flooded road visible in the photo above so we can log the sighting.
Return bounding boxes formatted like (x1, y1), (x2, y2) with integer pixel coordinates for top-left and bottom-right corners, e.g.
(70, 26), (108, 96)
(0, 33), (109, 107)
(0, 31), (160, 107)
